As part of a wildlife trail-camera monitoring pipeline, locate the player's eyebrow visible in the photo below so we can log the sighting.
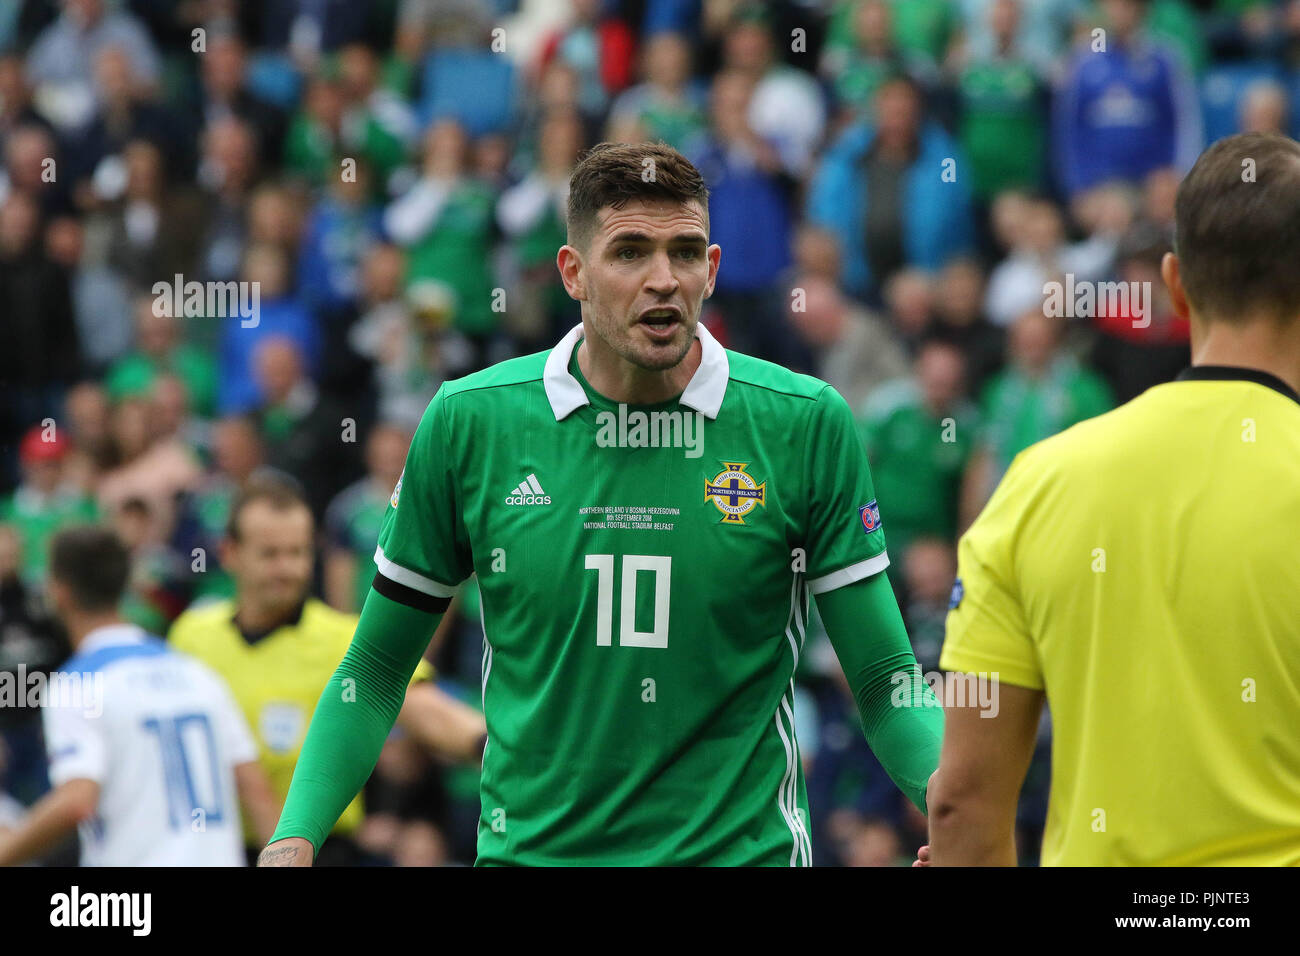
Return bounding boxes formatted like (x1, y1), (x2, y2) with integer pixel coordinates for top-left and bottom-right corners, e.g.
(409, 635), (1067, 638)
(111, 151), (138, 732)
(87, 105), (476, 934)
(608, 231), (707, 246)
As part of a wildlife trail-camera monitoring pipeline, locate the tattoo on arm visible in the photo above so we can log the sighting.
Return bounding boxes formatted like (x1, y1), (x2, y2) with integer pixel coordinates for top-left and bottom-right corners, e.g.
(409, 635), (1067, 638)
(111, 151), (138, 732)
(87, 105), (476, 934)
(257, 843), (307, 867)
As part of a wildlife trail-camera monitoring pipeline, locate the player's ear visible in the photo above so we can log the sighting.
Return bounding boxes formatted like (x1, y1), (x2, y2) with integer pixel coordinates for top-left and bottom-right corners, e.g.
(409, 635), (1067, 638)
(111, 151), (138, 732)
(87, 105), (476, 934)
(45, 577), (70, 618)
(218, 536), (239, 575)
(557, 244), (587, 301)
(1161, 252), (1190, 323)
(704, 243), (722, 299)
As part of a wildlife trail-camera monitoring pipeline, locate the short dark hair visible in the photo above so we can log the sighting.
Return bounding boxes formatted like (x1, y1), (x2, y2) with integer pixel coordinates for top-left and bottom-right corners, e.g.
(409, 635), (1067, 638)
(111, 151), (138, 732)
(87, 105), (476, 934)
(1116, 221), (1170, 269)
(875, 71), (924, 103)
(119, 496), (151, 518)
(566, 141), (710, 252)
(48, 525), (131, 613)
(917, 333), (967, 359)
(1173, 132), (1300, 324)
(226, 469), (311, 542)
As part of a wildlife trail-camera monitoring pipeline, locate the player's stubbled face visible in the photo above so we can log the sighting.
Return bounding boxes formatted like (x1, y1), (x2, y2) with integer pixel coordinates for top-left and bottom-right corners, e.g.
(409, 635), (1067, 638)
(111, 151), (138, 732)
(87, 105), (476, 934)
(229, 501), (314, 614)
(586, 199), (718, 371)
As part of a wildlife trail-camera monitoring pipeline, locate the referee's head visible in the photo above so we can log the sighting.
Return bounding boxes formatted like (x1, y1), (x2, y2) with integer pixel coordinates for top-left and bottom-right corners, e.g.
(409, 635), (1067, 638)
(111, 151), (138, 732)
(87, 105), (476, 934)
(221, 469), (315, 619)
(1164, 132), (1300, 332)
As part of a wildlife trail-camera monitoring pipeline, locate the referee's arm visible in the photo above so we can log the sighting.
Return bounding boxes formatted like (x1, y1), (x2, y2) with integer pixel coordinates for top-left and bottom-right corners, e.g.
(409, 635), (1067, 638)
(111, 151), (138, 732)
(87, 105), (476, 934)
(926, 678), (1042, 865)
(396, 681), (487, 765)
(925, 449), (1047, 865)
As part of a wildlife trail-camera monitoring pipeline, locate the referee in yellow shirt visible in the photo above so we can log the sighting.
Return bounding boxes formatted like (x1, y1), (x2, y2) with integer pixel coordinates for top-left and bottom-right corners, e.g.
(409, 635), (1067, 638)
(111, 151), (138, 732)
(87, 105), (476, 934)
(169, 472), (486, 864)
(928, 132), (1300, 866)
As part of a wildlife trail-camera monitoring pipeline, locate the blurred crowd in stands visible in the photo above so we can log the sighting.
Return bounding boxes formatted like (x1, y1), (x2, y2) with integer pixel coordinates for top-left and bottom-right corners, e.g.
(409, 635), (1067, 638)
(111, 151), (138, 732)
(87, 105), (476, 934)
(2, 0), (1299, 865)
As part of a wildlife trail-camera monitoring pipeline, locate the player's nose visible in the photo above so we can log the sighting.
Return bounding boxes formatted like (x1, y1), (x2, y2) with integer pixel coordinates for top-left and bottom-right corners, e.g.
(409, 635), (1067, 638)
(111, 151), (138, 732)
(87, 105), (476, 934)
(644, 249), (679, 294)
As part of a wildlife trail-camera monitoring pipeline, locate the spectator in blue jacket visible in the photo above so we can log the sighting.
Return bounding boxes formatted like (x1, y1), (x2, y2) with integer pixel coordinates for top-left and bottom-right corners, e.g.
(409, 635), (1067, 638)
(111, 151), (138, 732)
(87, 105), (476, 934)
(806, 74), (975, 305)
(296, 160), (384, 320)
(685, 69), (798, 365)
(1051, 0), (1202, 199)
(687, 69), (795, 295)
(219, 243), (320, 414)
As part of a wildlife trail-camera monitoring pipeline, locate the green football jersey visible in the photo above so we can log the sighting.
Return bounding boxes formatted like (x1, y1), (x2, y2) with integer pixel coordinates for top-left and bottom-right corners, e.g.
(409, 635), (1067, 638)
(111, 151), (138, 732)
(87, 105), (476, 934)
(373, 324), (890, 865)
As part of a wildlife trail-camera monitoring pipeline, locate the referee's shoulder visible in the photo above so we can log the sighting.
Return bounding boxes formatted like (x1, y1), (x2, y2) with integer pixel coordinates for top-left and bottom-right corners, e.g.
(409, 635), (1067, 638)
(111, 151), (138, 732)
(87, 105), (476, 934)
(1010, 397), (1142, 480)
(168, 598), (237, 648)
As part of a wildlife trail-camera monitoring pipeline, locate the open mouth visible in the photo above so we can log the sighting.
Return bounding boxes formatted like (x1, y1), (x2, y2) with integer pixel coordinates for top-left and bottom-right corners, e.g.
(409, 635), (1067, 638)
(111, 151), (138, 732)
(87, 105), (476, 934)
(638, 307), (681, 336)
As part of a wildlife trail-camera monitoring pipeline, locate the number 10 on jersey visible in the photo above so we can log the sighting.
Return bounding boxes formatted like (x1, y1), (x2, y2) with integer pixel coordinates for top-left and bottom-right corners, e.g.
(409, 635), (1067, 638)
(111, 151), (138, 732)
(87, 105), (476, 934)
(584, 554), (671, 648)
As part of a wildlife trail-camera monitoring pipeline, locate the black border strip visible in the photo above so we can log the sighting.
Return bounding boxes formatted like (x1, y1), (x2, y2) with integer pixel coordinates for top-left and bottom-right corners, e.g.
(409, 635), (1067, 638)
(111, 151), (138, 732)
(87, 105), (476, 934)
(371, 571), (452, 614)
(1176, 365), (1300, 405)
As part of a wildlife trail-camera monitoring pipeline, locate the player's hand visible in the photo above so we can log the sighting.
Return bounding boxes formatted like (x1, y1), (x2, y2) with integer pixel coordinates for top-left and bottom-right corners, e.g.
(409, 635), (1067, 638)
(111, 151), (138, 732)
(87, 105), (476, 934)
(0, 826), (18, 867)
(256, 837), (314, 867)
(914, 769), (938, 866)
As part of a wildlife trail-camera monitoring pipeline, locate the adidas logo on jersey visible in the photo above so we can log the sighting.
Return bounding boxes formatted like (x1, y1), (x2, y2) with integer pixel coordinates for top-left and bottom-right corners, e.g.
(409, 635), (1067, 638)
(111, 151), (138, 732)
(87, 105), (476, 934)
(504, 473), (552, 506)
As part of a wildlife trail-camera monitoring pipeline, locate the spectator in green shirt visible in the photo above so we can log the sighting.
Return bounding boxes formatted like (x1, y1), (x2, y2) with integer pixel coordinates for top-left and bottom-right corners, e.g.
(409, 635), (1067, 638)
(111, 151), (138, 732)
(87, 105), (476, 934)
(1133, 0), (1210, 77)
(284, 74), (346, 190)
(285, 47), (414, 197)
(860, 338), (980, 570)
(0, 426), (99, 587)
(963, 308), (1114, 520)
(955, 0), (1049, 201)
(337, 43), (417, 198)
(105, 297), (219, 419)
(826, 0), (957, 75)
(820, 0), (929, 121)
(384, 119), (500, 372)
(608, 32), (708, 153)
(496, 108), (583, 353)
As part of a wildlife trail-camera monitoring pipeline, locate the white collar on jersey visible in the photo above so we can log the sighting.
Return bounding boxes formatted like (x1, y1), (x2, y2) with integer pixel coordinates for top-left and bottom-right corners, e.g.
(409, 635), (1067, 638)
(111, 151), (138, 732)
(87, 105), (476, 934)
(78, 623), (149, 655)
(543, 321), (730, 422)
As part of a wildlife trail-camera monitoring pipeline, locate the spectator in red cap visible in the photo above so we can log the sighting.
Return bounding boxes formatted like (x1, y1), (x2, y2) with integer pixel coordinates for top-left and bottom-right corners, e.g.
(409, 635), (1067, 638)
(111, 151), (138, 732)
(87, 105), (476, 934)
(0, 425), (99, 586)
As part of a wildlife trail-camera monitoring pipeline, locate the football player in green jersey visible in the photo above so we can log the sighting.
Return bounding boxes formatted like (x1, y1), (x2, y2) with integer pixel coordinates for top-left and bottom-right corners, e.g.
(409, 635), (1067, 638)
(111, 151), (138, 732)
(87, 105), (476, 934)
(260, 141), (943, 867)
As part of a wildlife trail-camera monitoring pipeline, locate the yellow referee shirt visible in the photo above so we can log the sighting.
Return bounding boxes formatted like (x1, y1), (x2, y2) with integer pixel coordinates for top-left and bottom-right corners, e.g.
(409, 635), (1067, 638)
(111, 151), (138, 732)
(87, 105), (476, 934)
(169, 597), (433, 841)
(941, 366), (1300, 866)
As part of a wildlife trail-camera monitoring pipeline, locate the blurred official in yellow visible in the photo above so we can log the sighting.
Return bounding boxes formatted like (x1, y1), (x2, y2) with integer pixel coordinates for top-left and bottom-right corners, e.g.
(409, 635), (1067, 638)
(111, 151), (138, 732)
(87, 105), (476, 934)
(928, 133), (1300, 866)
(170, 472), (485, 862)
